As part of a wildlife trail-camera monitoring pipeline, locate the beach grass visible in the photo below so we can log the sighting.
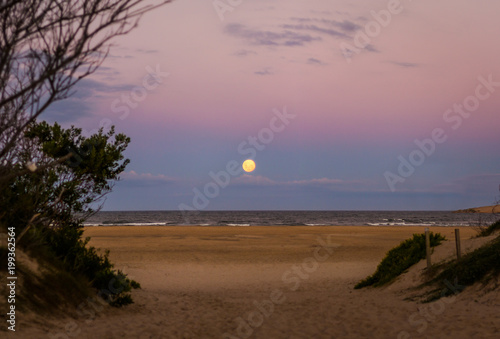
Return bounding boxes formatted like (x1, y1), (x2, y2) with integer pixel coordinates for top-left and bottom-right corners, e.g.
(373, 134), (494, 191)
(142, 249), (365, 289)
(422, 233), (500, 302)
(354, 232), (446, 289)
(476, 219), (500, 237)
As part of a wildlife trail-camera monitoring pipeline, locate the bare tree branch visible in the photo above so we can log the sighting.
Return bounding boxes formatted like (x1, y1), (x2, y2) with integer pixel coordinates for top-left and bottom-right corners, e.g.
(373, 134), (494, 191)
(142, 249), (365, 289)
(0, 0), (172, 172)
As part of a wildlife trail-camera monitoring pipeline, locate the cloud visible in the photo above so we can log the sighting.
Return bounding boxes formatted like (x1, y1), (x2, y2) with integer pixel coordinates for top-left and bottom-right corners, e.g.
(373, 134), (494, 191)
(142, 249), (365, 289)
(94, 66), (121, 77)
(332, 20), (360, 33)
(224, 23), (321, 47)
(107, 46), (158, 58)
(289, 178), (345, 185)
(254, 67), (273, 76)
(107, 53), (134, 59)
(43, 78), (134, 122)
(234, 49), (258, 57)
(225, 14), (381, 55)
(285, 16), (389, 56)
(43, 98), (95, 122)
(364, 44), (379, 53)
(289, 16), (362, 33)
(388, 61), (419, 68)
(135, 48), (160, 54)
(282, 24), (349, 39)
(307, 57), (325, 65)
(232, 174), (277, 186)
(72, 78), (133, 98)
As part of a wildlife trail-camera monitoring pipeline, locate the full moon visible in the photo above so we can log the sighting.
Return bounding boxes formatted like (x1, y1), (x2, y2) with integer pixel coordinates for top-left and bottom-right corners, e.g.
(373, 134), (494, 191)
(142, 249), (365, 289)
(242, 159), (256, 173)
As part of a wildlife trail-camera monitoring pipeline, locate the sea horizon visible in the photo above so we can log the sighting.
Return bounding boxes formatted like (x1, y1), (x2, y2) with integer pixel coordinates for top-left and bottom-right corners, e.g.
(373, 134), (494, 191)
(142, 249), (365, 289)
(84, 210), (499, 227)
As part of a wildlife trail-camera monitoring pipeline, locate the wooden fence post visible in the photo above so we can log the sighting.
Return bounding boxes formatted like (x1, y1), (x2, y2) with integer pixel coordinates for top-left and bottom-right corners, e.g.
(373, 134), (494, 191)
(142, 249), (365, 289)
(425, 228), (431, 268)
(455, 228), (461, 260)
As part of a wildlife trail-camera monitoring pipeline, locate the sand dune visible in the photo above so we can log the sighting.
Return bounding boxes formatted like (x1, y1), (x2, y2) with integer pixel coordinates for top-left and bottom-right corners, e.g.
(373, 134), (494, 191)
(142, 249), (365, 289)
(9, 226), (499, 338)
(455, 205), (500, 213)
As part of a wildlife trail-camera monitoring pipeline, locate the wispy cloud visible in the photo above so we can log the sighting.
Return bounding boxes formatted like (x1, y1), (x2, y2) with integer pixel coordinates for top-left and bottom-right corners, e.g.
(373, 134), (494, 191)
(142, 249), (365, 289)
(135, 48), (160, 54)
(225, 13), (384, 56)
(234, 49), (258, 57)
(224, 23), (321, 46)
(307, 57), (326, 65)
(282, 23), (349, 39)
(364, 44), (379, 53)
(232, 174), (276, 186)
(43, 78), (134, 122)
(254, 67), (273, 76)
(388, 61), (419, 68)
(288, 17), (361, 34)
(43, 98), (95, 122)
(289, 178), (345, 185)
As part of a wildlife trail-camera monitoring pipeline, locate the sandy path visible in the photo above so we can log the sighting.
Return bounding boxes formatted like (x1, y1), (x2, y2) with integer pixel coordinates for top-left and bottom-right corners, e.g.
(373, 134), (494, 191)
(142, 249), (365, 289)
(9, 226), (499, 338)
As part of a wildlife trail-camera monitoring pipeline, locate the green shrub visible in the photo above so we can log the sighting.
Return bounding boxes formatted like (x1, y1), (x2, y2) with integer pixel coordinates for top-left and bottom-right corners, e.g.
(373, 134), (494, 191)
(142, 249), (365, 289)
(355, 232), (446, 289)
(41, 224), (140, 306)
(1, 122), (137, 308)
(477, 219), (500, 237)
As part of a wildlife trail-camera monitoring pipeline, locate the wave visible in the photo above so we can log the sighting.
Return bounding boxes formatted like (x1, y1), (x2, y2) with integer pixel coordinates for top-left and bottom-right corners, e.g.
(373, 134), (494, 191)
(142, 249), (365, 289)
(83, 222), (169, 226)
(366, 222), (435, 226)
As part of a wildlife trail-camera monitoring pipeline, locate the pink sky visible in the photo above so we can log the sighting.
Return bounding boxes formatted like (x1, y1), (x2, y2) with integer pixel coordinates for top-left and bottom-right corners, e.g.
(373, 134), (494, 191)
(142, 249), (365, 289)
(47, 0), (500, 210)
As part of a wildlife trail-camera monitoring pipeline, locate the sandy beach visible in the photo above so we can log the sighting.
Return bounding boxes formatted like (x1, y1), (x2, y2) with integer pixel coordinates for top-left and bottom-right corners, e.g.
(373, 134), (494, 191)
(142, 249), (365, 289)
(12, 226), (499, 338)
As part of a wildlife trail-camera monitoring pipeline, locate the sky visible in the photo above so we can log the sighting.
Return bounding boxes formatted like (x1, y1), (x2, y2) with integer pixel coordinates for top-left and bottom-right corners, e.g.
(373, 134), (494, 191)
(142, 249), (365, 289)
(45, 0), (500, 211)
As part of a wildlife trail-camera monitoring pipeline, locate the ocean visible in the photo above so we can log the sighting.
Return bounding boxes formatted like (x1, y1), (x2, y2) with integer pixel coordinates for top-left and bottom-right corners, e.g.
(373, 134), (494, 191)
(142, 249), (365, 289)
(83, 210), (499, 227)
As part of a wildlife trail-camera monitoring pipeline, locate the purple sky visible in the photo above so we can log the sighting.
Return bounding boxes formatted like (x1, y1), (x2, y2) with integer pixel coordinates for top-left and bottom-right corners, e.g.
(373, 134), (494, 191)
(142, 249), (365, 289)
(45, 0), (500, 211)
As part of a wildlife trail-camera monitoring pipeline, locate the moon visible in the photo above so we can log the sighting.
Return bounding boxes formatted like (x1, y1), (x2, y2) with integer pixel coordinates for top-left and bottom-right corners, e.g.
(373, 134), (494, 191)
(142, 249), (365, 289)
(242, 159), (256, 173)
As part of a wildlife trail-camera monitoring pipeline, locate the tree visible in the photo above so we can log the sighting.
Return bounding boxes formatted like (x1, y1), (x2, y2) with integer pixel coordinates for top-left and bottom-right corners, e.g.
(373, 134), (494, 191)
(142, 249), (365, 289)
(0, 121), (137, 306)
(0, 1), (172, 306)
(1, 121), (130, 235)
(0, 0), (171, 184)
